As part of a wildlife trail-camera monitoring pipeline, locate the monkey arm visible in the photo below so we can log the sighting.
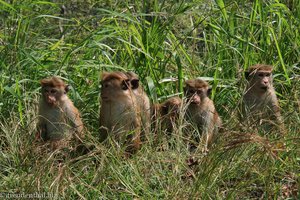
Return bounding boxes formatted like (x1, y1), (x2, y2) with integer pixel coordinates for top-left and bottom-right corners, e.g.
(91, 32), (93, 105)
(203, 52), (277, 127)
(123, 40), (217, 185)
(271, 104), (282, 121)
(264, 92), (285, 132)
(99, 110), (109, 142)
(64, 104), (84, 137)
(197, 110), (214, 150)
(99, 126), (109, 142)
(140, 107), (151, 136)
(270, 103), (286, 134)
(130, 116), (142, 149)
(136, 93), (151, 135)
(36, 118), (47, 141)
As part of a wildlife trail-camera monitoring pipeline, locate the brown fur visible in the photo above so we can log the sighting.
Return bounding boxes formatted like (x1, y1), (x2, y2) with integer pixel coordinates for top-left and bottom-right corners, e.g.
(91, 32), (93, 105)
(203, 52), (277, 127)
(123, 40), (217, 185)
(40, 76), (66, 88)
(99, 71), (150, 153)
(185, 79), (209, 90)
(126, 72), (151, 137)
(184, 79), (222, 152)
(37, 76), (84, 150)
(242, 64), (285, 134)
(154, 97), (182, 133)
(247, 64), (273, 76)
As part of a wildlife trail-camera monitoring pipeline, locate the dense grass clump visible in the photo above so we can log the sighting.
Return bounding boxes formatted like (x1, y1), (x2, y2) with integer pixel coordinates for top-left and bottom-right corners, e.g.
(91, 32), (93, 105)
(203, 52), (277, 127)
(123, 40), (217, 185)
(0, 0), (299, 199)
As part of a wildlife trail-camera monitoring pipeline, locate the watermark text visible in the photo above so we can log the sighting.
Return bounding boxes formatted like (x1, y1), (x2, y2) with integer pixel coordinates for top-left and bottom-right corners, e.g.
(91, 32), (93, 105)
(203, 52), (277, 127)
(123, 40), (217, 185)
(0, 192), (54, 199)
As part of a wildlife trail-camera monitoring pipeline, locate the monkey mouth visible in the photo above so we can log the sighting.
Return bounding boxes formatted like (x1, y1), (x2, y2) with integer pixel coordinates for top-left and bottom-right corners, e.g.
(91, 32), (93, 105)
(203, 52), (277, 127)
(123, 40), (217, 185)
(260, 86), (268, 90)
(191, 101), (200, 105)
(46, 98), (57, 106)
(47, 99), (55, 104)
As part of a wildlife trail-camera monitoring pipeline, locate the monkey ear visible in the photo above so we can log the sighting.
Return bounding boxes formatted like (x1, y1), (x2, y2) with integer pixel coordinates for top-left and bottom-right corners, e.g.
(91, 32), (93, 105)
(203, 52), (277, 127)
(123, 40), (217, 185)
(40, 78), (49, 87)
(101, 72), (109, 80)
(131, 79), (139, 89)
(183, 87), (188, 94)
(207, 87), (212, 96)
(121, 80), (129, 90)
(65, 85), (70, 93)
(245, 71), (250, 80)
(161, 104), (168, 114)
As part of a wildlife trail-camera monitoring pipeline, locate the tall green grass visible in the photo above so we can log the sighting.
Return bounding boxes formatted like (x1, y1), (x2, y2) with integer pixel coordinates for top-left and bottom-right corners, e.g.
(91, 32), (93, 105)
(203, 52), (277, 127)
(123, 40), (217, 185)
(0, 0), (299, 199)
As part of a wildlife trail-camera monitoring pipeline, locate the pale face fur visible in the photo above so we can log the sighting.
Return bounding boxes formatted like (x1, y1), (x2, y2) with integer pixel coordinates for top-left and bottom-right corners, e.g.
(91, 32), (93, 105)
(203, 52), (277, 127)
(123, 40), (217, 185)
(185, 85), (208, 105)
(247, 69), (273, 94)
(41, 85), (66, 107)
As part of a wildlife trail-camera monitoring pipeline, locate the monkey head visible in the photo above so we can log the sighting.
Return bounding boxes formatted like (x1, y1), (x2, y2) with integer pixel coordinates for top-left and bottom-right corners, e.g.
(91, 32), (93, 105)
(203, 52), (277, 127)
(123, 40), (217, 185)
(245, 64), (273, 92)
(40, 76), (69, 107)
(100, 71), (139, 102)
(161, 97), (182, 119)
(184, 79), (211, 105)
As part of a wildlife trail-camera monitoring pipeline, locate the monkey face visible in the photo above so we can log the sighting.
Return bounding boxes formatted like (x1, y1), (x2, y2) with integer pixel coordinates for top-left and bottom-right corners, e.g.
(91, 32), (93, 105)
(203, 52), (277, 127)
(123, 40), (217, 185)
(100, 78), (132, 102)
(245, 65), (273, 92)
(184, 79), (210, 105)
(185, 88), (206, 105)
(40, 76), (69, 107)
(100, 71), (141, 104)
(42, 86), (66, 107)
(250, 70), (272, 91)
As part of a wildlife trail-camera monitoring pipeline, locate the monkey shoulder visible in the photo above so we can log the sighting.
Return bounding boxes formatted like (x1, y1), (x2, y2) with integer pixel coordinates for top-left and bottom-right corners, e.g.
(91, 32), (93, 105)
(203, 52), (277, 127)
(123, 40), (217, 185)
(59, 99), (83, 132)
(59, 98), (77, 115)
(202, 98), (217, 113)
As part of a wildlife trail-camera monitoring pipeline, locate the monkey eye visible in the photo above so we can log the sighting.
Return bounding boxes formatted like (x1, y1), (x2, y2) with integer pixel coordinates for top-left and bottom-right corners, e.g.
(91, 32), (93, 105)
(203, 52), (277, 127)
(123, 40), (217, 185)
(101, 82), (109, 88)
(50, 89), (57, 94)
(121, 83), (129, 90)
(265, 73), (271, 77)
(196, 90), (203, 95)
(258, 73), (264, 77)
(188, 90), (196, 94)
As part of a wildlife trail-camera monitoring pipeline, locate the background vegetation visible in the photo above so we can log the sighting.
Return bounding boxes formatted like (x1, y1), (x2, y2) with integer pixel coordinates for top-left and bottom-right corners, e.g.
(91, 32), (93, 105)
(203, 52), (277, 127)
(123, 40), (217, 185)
(0, 0), (299, 199)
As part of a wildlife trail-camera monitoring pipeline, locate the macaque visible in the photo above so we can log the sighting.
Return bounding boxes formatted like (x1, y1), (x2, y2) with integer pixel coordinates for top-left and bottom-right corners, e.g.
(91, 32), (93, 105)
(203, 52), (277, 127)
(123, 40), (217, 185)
(37, 77), (84, 149)
(99, 71), (150, 153)
(184, 79), (222, 151)
(242, 64), (285, 134)
(153, 97), (182, 133)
